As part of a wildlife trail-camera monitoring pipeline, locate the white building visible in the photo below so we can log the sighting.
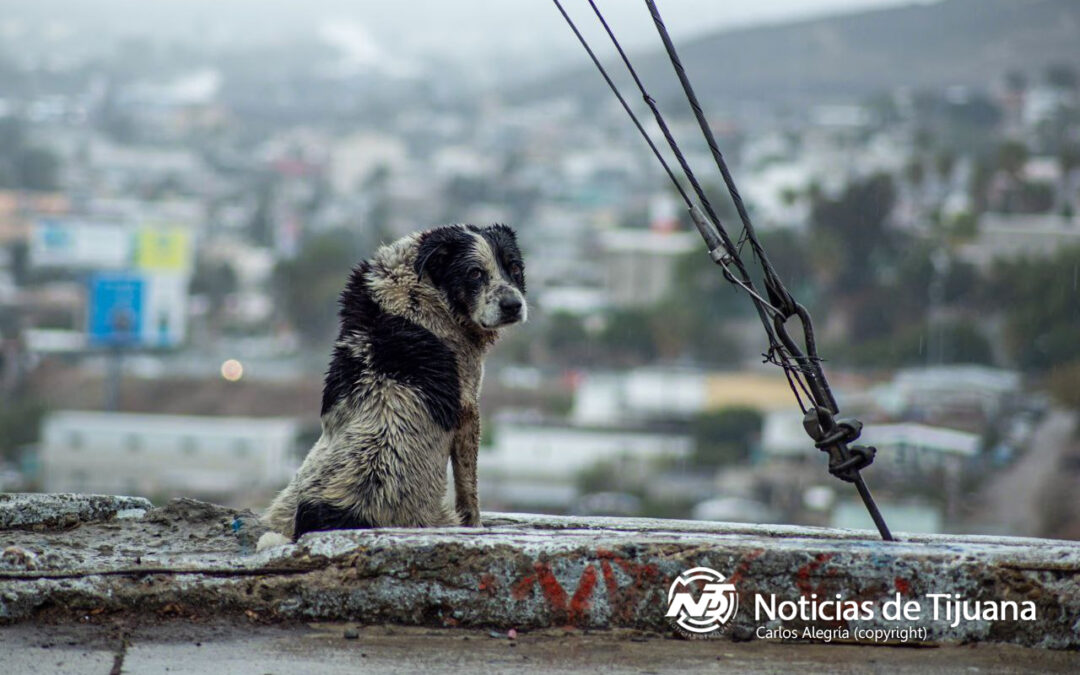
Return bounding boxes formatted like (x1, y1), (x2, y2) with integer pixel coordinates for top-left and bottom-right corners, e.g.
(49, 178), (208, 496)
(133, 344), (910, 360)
(479, 418), (692, 509)
(860, 423), (979, 476)
(959, 213), (1080, 270)
(40, 411), (304, 497)
(599, 228), (699, 307)
(763, 409), (979, 478)
(572, 368), (797, 426)
(330, 132), (408, 194)
(872, 365), (1021, 419)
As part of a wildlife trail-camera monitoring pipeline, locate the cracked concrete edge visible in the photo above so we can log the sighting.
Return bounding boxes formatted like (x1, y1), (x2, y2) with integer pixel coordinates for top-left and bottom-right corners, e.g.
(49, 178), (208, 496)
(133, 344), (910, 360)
(0, 493), (153, 530)
(481, 512), (1080, 548)
(3, 531), (1079, 648)
(2, 496), (1079, 649)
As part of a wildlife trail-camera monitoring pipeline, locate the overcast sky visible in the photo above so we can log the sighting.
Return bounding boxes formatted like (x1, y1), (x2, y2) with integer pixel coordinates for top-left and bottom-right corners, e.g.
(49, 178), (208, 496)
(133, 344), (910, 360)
(0, 0), (942, 79)
(326, 1), (941, 66)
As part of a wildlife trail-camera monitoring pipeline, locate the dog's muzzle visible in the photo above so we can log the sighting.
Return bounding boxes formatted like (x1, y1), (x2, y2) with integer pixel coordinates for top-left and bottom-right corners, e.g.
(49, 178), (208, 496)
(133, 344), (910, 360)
(499, 293), (523, 322)
(491, 287), (527, 327)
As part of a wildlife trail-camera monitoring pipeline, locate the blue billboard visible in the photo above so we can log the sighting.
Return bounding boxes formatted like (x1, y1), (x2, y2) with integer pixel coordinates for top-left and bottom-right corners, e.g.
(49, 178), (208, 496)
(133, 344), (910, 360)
(87, 273), (145, 347)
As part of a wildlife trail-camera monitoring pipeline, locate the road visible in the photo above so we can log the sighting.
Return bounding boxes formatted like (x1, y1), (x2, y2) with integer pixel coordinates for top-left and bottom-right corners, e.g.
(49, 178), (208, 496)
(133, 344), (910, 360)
(2, 621), (1077, 674)
(970, 409), (1077, 536)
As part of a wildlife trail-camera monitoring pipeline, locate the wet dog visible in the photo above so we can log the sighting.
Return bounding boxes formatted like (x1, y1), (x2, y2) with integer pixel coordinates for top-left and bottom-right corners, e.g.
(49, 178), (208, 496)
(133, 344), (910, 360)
(260, 224), (526, 546)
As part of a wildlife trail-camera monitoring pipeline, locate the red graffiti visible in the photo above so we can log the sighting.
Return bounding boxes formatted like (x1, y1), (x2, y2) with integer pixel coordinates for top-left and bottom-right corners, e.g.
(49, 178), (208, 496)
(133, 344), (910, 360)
(728, 548), (765, 585)
(511, 572), (537, 601)
(795, 553), (834, 597)
(594, 549), (662, 624)
(894, 577), (911, 595)
(534, 562), (569, 611)
(568, 565), (598, 624)
(600, 559), (618, 603)
(510, 550), (663, 626)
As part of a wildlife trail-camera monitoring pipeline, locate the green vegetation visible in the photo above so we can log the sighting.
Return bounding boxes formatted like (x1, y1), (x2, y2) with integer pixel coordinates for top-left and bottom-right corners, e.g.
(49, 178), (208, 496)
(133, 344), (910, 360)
(189, 260), (238, 321)
(986, 247), (1080, 372)
(0, 395), (46, 463)
(1046, 361), (1080, 415)
(691, 407), (763, 467)
(272, 229), (362, 345)
(840, 320), (994, 369)
(0, 117), (60, 191)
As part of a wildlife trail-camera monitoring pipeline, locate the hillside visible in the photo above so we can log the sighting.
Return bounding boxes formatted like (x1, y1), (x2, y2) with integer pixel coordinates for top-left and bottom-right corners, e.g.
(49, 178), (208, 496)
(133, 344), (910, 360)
(525, 0), (1080, 105)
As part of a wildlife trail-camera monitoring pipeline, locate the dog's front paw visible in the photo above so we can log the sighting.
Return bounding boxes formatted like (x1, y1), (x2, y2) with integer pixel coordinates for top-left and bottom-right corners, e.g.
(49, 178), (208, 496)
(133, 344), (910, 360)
(458, 509), (482, 527)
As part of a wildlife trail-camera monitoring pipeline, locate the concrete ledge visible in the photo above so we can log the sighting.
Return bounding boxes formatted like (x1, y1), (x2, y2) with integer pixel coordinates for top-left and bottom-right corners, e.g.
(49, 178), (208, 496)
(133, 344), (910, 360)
(0, 493), (152, 530)
(1, 495), (1078, 649)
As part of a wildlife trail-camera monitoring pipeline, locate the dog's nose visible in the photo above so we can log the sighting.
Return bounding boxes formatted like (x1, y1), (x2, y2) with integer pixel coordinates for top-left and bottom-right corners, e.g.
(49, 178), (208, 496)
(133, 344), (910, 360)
(500, 295), (522, 316)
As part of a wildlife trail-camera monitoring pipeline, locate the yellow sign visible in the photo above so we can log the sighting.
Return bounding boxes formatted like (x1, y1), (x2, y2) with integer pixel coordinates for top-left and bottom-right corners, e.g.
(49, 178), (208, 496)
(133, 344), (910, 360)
(135, 227), (191, 271)
(704, 372), (797, 411)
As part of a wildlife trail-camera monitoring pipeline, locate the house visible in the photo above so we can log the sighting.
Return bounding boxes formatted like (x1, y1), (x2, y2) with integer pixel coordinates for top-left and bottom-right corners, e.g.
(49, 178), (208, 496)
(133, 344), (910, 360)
(762, 408), (980, 480)
(40, 411), (305, 499)
(479, 415), (692, 510)
(598, 228), (698, 307)
(959, 213), (1080, 271)
(572, 368), (797, 426)
(872, 365), (1021, 421)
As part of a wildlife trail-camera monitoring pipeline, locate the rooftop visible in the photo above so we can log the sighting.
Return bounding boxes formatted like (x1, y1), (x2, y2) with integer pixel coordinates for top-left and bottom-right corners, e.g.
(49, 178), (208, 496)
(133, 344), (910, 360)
(1, 493), (1078, 670)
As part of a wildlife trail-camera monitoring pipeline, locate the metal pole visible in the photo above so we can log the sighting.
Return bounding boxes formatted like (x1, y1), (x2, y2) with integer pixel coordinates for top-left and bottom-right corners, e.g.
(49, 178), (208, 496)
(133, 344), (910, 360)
(106, 345), (122, 411)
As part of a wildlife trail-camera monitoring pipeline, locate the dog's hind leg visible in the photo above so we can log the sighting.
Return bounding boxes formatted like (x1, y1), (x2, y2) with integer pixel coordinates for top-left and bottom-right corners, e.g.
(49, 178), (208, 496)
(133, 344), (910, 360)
(450, 406), (482, 527)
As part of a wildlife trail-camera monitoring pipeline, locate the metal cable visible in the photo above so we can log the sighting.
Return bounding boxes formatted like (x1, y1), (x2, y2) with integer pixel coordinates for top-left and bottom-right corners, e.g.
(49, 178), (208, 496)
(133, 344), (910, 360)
(552, 0), (893, 541)
(579, 0), (812, 396)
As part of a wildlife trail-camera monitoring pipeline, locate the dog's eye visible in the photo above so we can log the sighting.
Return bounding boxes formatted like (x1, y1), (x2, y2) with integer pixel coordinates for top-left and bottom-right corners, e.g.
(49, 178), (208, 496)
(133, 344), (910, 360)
(468, 268), (484, 281)
(508, 262), (522, 277)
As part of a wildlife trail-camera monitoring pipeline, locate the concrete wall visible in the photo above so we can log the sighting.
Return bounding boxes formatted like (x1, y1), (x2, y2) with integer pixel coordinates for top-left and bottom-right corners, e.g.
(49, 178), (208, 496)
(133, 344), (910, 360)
(2, 494), (1078, 650)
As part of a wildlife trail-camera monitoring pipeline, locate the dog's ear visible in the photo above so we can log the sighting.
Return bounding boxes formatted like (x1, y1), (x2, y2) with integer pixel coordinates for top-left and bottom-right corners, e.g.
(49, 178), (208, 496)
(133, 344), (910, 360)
(414, 240), (444, 281)
(482, 223), (517, 243)
(414, 227), (461, 281)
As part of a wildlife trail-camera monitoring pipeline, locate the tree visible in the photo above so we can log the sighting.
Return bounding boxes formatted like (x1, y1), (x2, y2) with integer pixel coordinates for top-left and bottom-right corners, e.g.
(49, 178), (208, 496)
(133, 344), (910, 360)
(546, 312), (588, 354)
(1004, 70), (1027, 95)
(0, 117), (60, 191)
(0, 116), (22, 155)
(691, 407), (763, 467)
(904, 159), (925, 188)
(935, 150), (956, 180)
(984, 246), (1080, 372)
(1060, 144), (1080, 176)
(839, 319), (993, 369)
(597, 308), (660, 363)
(1045, 63), (1078, 91)
(249, 177), (277, 248)
(0, 395), (45, 463)
(272, 229), (362, 345)
(1046, 361), (1080, 414)
(809, 173), (897, 294)
(189, 260), (238, 318)
(996, 140), (1029, 178)
(16, 148), (59, 191)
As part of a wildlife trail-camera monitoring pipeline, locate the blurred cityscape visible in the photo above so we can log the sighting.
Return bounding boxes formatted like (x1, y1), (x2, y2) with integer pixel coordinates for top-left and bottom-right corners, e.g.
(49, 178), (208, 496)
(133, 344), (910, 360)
(1, 0), (1079, 539)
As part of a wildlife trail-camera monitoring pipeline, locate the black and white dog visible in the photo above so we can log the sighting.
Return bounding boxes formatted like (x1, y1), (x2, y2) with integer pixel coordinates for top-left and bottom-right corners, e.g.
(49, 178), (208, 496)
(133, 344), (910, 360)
(260, 224), (526, 546)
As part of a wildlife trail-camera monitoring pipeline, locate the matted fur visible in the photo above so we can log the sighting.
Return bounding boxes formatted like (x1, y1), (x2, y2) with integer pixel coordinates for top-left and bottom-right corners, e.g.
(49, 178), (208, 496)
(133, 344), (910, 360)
(262, 224), (526, 542)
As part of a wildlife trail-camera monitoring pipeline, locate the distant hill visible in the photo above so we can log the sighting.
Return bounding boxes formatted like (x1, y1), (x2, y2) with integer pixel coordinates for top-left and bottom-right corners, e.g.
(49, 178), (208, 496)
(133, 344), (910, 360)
(524, 0), (1080, 105)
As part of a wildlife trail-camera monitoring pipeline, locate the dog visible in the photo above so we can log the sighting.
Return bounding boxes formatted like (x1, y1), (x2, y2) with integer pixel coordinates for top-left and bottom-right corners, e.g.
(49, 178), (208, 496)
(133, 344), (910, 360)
(259, 224), (526, 548)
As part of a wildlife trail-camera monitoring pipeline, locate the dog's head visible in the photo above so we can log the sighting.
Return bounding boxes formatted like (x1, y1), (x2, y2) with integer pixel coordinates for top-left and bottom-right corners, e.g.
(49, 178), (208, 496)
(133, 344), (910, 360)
(414, 224), (527, 330)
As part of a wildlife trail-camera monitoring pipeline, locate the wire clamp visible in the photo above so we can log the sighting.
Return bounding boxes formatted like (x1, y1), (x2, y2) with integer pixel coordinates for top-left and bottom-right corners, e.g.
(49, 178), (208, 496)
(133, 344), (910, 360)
(802, 407), (877, 483)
